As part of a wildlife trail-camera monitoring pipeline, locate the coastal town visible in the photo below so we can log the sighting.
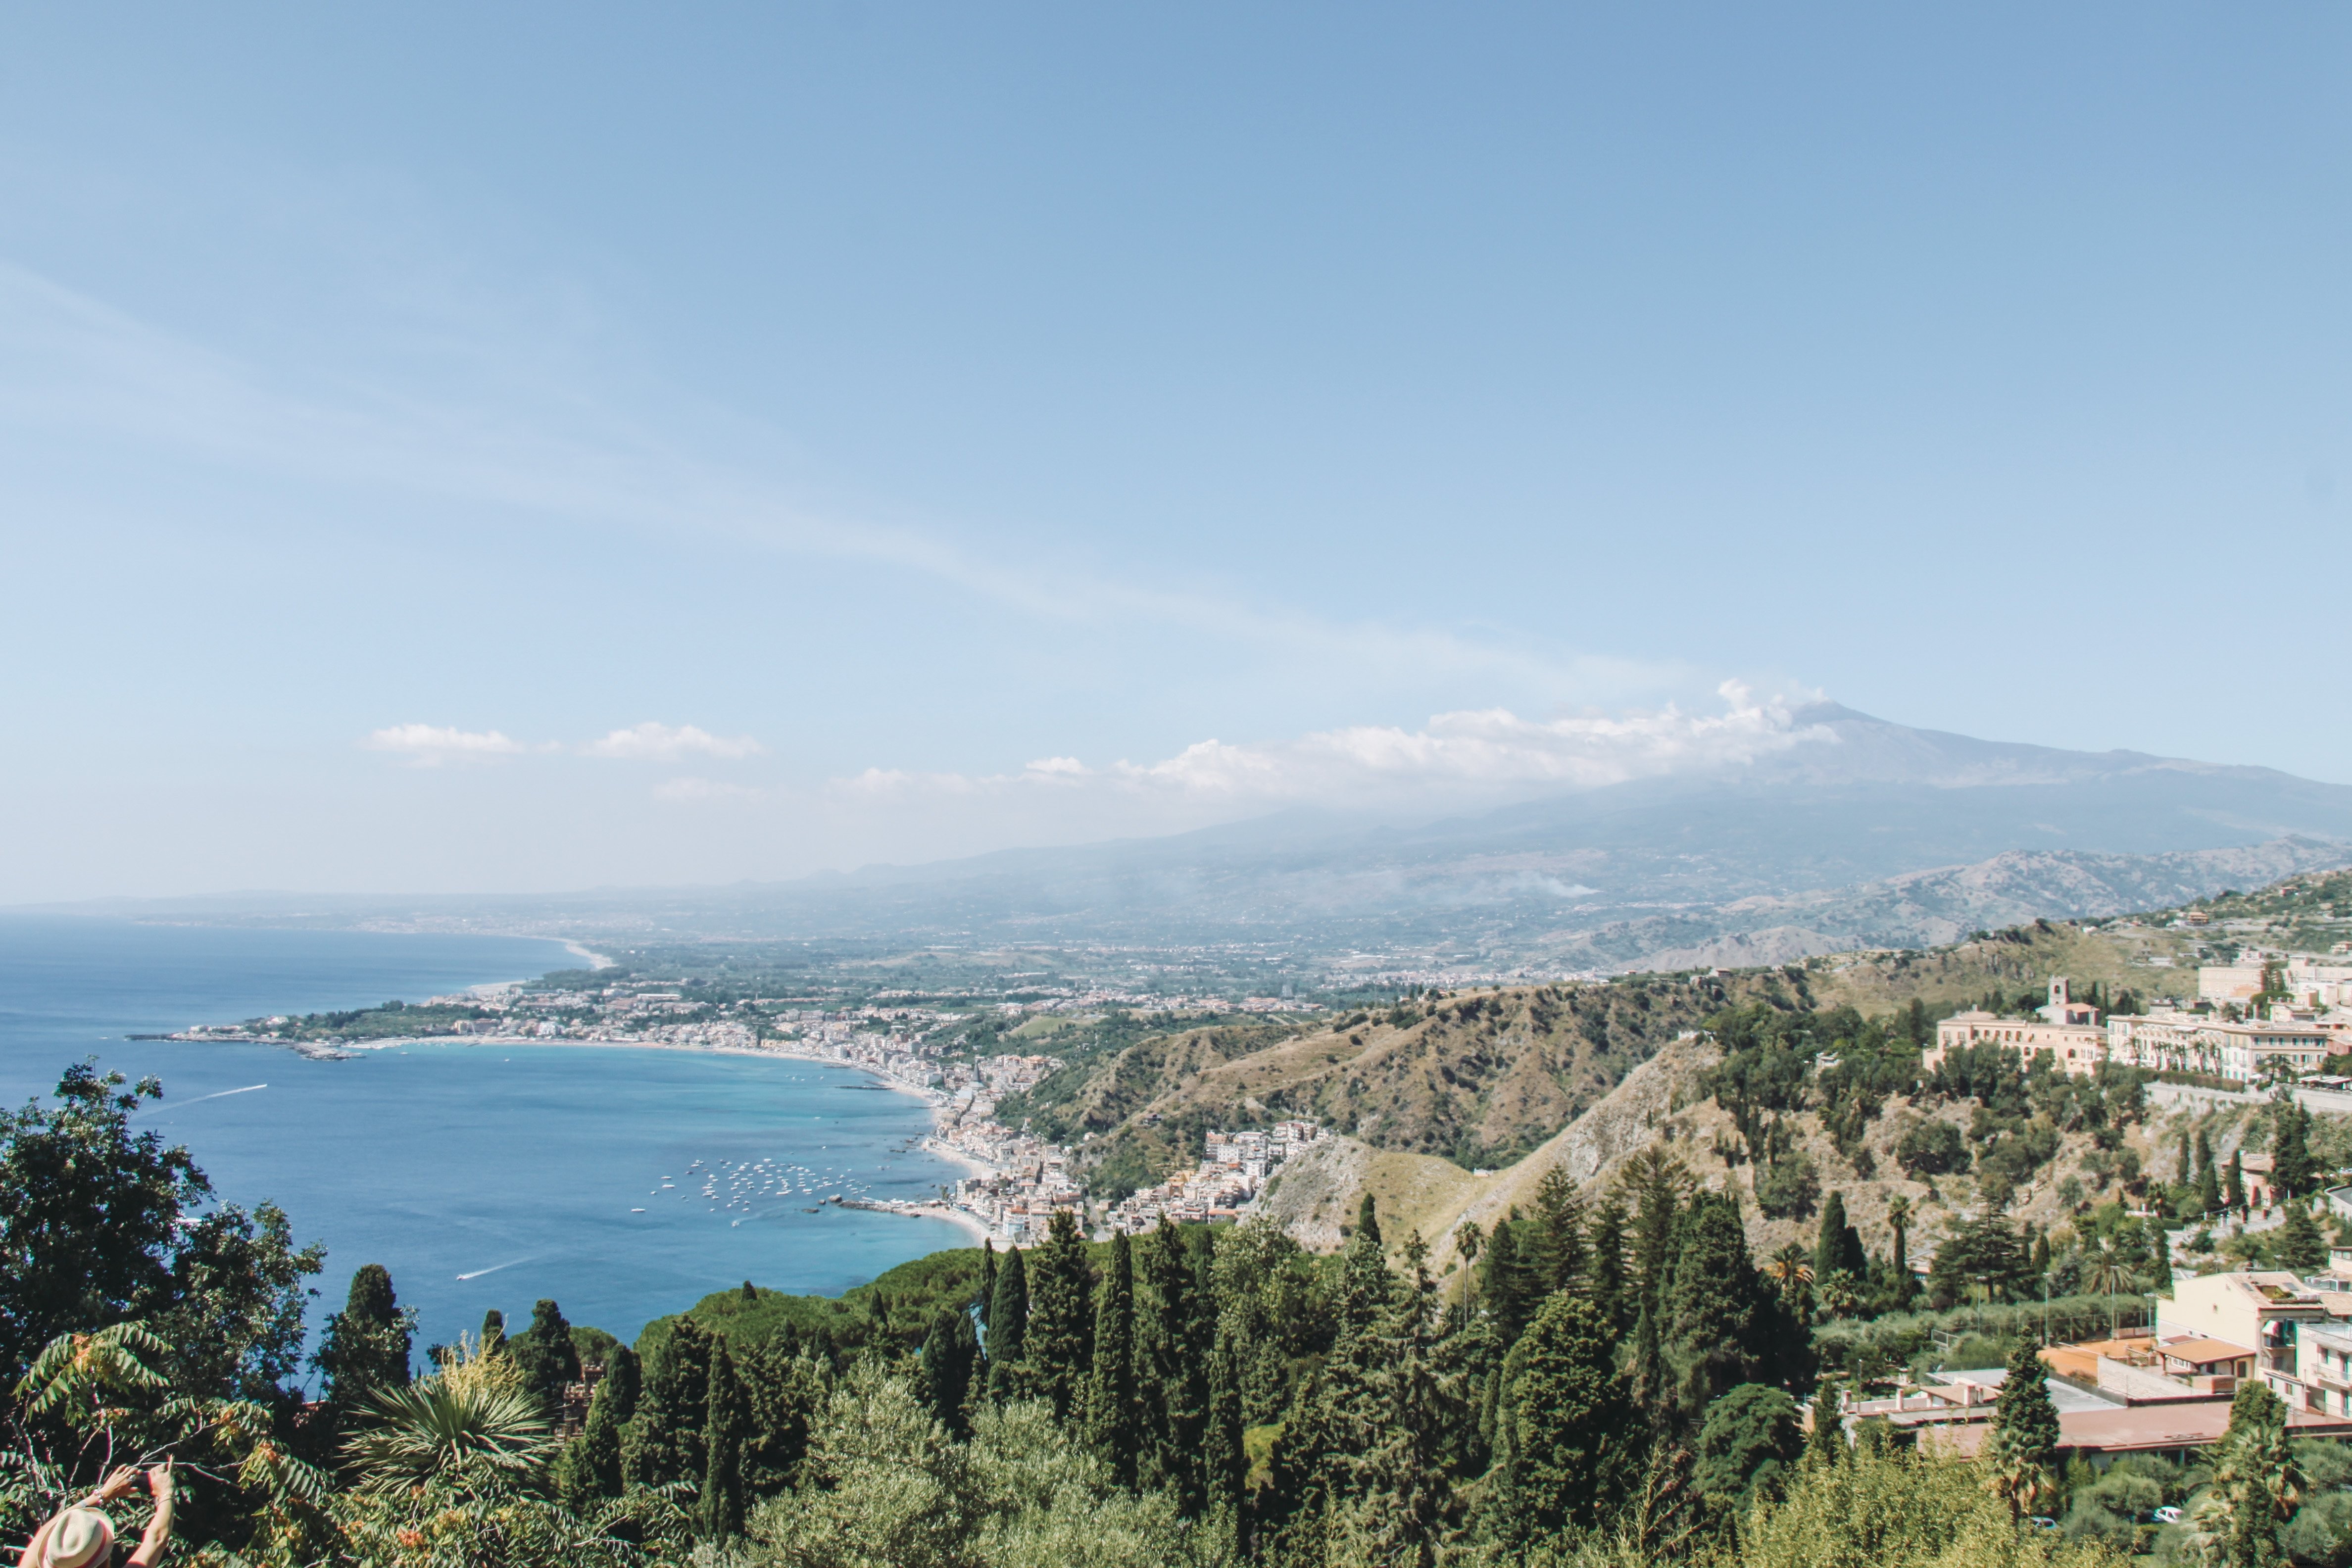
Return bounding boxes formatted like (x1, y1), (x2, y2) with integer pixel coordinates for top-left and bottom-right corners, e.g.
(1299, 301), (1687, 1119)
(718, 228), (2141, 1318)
(168, 976), (1332, 1245)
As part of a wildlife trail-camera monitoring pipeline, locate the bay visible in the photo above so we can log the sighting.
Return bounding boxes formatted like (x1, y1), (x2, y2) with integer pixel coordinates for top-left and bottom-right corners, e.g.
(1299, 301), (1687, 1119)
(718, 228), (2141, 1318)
(0, 915), (968, 1369)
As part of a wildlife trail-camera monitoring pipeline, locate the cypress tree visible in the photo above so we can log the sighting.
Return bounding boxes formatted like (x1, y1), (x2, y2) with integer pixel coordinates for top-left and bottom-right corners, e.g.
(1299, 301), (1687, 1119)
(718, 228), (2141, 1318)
(1813, 1191), (1864, 1283)
(2228, 1150), (2247, 1210)
(314, 1263), (415, 1411)
(1499, 1292), (1637, 1541)
(1088, 1229), (1140, 1482)
(558, 1363), (627, 1504)
(1985, 1338), (2059, 1518)
(1886, 1194), (1914, 1308)
(2275, 1103), (2316, 1200)
(921, 1306), (978, 1438)
(510, 1298), (581, 1416)
(479, 1308), (506, 1357)
(1138, 1217), (1209, 1513)
(701, 1337), (745, 1538)
(1205, 1318), (1247, 1558)
(984, 1244), (1029, 1400)
(601, 1343), (640, 1421)
(1357, 1192), (1382, 1248)
(2199, 1128), (2223, 1213)
(624, 1318), (710, 1488)
(739, 1339), (824, 1496)
(1021, 1209), (1095, 1422)
(1805, 1370), (1844, 1467)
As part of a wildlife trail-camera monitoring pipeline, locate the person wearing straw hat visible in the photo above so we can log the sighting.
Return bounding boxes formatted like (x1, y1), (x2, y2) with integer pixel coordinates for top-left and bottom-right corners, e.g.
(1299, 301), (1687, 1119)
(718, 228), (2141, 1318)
(15, 1464), (173, 1568)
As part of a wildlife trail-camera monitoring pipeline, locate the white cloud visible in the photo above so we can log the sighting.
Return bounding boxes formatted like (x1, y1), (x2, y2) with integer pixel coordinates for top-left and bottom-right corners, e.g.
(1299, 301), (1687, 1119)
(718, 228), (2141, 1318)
(841, 683), (1832, 812)
(581, 722), (764, 761)
(360, 724), (533, 766)
(653, 776), (763, 803)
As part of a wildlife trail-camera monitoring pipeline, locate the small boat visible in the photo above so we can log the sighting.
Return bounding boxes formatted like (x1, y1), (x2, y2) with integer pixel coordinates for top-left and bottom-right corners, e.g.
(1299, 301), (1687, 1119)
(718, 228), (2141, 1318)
(631, 1207), (645, 1213)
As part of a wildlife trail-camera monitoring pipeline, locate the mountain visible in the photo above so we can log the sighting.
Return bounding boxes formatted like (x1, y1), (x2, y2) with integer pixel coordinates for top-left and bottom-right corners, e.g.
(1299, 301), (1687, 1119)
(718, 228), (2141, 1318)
(36, 706), (2352, 972)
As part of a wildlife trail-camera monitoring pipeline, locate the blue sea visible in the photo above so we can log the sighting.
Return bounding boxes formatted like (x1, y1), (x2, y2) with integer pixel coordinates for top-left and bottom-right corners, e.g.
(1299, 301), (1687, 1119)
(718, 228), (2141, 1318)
(0, 916), (968, 1372)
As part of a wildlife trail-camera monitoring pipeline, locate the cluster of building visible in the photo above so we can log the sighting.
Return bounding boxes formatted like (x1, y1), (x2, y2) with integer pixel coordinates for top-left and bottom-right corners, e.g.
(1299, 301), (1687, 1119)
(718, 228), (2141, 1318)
(1922, 967), (2352, 1085)
(1103, 1119), (1329, 1234)
(1853, 1263), (2352, 1462)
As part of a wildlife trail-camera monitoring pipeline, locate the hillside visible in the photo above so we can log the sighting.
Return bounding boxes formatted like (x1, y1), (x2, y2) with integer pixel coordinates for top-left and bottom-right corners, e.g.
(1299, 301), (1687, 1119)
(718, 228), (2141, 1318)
(1024, 967), (1829, 1187)
(1045, 905), (2214, 1200)
(1057, 869), (2349, 1280)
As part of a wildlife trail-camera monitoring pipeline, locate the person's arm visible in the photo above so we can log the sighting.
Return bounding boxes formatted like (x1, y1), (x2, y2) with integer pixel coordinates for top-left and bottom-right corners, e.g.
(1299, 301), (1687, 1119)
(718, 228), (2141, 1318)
(17, 1469), (136, 1567)
(125, 1468), (173, 1568)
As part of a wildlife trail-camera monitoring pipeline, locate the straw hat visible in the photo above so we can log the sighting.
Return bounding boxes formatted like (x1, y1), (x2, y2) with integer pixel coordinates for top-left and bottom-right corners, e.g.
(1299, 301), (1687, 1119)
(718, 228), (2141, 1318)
(44, 1508), (114, 1568)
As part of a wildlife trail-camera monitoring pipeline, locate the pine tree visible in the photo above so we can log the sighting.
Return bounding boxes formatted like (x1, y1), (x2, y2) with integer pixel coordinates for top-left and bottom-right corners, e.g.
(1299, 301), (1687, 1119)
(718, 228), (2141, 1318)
(510, 1298), (581, 1416)
(1530, 1166), (1587, 1293)
(2278, 1203), (2327, 1274)
(1666, 1191), (1774, 1417)
(1480, 1212), (1538, 1346)
(1498, 1291), (1637, 1542)
(700, 1337), (746, 1538)
(1586, 1198), (1630, 1329)
(1329, 1236), (1456, 1567)
(1021, 1209), (1094, 1421)
(624, 1318), (710, 1488)
(313, 1263), (416, 1413)
(984, 1243), (1029, 1400)
(1620, 1147), (1691, 1320)
(1984, 1338), (2059, 1517)
(1087, 1229), (1140, 1482)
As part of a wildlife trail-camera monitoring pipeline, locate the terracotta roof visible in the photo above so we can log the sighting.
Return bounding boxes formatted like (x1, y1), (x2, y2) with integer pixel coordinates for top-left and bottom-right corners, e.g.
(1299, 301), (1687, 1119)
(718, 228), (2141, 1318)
(2159, 1337), (2254, 1365)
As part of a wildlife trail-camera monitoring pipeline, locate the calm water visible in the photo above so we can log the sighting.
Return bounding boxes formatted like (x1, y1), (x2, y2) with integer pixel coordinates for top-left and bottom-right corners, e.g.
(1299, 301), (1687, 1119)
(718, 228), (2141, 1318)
(0, 916), (967, 1371)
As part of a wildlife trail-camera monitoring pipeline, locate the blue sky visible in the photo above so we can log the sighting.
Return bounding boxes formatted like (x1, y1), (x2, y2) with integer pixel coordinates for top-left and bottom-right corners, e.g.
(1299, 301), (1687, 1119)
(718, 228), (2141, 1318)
(3, 4), (2348, 899)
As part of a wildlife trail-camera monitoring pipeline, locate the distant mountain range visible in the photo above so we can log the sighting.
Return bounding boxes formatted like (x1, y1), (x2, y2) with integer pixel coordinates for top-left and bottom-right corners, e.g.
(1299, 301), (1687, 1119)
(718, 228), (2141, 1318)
(36, 705), (2352, 974)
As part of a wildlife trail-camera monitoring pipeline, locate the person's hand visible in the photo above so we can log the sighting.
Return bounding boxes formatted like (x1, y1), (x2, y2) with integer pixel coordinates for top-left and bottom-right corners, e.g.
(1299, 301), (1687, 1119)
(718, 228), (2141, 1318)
(145, 1465), (173, 1500)
(96, 1465), (140, 1501)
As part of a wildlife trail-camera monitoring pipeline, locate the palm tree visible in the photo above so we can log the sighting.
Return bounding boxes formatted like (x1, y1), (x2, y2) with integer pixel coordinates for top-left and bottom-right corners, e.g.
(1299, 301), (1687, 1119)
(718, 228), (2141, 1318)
(344, 1341), (554, 1493)
(1766, 1241), (1814, 1316)
(1455, 1219), (1484, 1313)
(2083, 1239), (2141, 1341)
